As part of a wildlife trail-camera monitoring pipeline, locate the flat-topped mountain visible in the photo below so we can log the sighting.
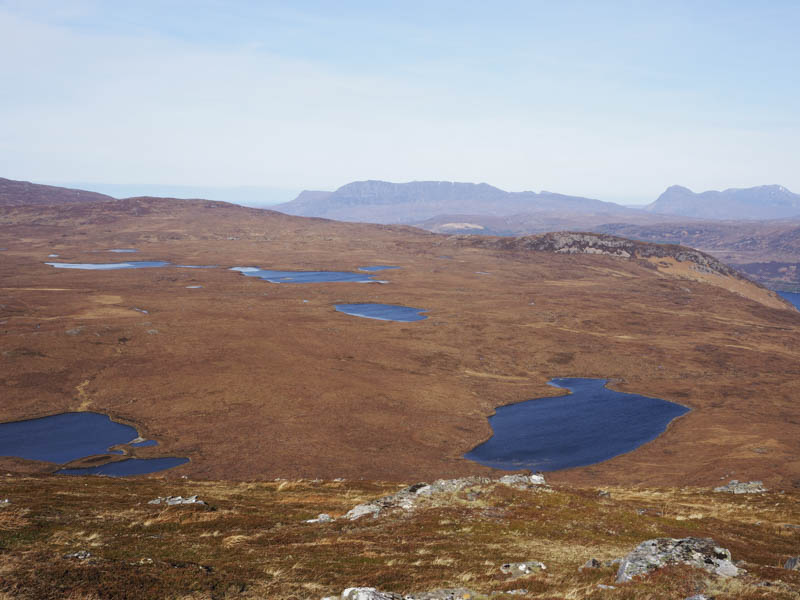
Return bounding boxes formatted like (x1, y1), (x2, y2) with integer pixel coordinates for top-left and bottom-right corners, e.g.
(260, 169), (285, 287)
(274, 180), (643, 223)
(0, 177), (114, 207)
(645, 184), (800, 220)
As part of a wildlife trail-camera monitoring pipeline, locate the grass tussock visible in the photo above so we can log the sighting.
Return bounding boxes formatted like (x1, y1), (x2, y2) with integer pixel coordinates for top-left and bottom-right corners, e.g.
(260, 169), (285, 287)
(0, 476), (797, 599)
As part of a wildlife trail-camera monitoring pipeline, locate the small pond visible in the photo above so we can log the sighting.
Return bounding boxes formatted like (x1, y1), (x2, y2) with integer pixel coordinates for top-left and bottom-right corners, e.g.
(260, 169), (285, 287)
(0, 412), (187, 476)
(230, 267), (382, 283)
(176, 265), (217, 269)
(335, 303), (428, 322)
(778, 291), (800, 311)
(464, 378), (689, 472)
(358, 265), (400, 272)
(46, 261), (170, 270)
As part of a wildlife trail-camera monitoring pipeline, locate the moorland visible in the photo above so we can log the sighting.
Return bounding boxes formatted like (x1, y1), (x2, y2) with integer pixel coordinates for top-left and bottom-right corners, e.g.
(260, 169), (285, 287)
(1, 179), (800, 599)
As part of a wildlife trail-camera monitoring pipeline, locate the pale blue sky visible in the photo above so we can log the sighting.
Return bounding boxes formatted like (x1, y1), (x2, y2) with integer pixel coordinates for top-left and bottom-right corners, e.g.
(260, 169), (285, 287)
(1, 0), (798, 205)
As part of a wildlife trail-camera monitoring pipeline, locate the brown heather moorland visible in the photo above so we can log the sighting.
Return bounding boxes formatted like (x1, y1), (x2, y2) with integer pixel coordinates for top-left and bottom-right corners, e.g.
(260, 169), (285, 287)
(2, 197), (800, 599)
(1, 197), (799, 487)
(0, 475), (798, 599)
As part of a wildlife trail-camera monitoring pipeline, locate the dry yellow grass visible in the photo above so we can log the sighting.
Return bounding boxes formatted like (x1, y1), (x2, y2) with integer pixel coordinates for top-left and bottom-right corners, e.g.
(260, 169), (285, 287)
(0, 475), (797, 599)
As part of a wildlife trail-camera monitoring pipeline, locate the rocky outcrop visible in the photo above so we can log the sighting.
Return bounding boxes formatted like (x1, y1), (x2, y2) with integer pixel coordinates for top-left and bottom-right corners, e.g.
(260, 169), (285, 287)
(615, 538), (738, 583)
(713, 480), (766, 494)
(147, 495), (206, 506)
(305, 513), (333, 524)
(497, 474), (546, 488)
(578, 557), (620, 571)
(500, 561), (546, 578)
(449, 231), (744, 280)
(342, 475), (546, 522)
(325, 588), (481, 600)
(785, 556), (800, 570)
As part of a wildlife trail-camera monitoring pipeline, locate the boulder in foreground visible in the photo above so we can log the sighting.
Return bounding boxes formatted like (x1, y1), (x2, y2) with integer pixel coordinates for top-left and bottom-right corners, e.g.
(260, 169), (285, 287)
(615, 537), (738, 583)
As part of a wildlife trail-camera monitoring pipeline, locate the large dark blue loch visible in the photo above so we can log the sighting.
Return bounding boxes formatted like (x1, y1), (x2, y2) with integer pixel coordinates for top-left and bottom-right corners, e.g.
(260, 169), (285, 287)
(465, 378), (689, 471)
(0, 412), (187, 476)
(230, 266), (383, 283)
(335, 303), (428, 322)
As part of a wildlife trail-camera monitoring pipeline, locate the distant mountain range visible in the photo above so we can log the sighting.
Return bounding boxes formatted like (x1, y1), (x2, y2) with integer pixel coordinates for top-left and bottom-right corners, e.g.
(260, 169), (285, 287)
(3, 175), (800, 289)
(276, 180), (800, 224)
(644, 184), (800, 220)
(275, 180), (645, 223)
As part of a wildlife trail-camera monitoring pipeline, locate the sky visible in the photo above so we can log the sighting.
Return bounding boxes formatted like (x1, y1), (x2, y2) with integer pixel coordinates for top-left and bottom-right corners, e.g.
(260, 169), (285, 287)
(1, 1), (798, 206)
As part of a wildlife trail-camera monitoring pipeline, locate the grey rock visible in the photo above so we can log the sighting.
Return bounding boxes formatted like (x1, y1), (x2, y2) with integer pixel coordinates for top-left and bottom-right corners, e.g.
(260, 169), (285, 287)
(148, 495), (206, 506)
(597, 584), (616, 590)
(0, 498), (10, 507)
(344, 477), (492, 520)
(579, 558), (602, 571)
(684, 595), (709, 600)
(597, 489), (611, 498)
(343, 475), (546, 521)
(306, 513), (333, 524)
(331, 589), (481, 600)
(341, 589), (401, 600)
(500, 561), (546, 578)
(344, 503), (382, 521)
(498, 474), (546, 488)
(407, 589), (478, 600)
(502, 591), (527, 596)
(785, 556), (800, 570)
(64, 550), (91, 560)
(713, 480), (766, 494)
(615, 538), (738, 583)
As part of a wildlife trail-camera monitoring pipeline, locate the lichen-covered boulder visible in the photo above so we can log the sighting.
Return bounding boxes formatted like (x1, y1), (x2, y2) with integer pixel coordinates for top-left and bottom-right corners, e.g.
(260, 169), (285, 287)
(148, 495), (206, 506)
(341, 588), (401, 600)
(306, 513), (333, 523)
(407, 589), (479, 599)
(615, 538), (738, 583)
(500, 561), (546, 578)
(497, 474), (546, 488)
(713, 480), (766, 494)
(344, 503), (382, 521)
(326, 588), (481, 600)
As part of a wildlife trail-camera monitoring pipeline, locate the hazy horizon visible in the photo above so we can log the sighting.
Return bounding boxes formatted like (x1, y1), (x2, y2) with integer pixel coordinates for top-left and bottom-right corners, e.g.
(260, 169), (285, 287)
(36, 177), (799, 209)
(47, 178), (659, 207)
(3, 1), (799, 203)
